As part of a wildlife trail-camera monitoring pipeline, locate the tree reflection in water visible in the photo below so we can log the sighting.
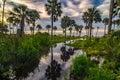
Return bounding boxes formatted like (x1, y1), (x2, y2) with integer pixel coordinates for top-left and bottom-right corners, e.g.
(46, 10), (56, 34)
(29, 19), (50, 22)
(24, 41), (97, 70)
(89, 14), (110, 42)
(60, 46), (74, 62)
(45, 60), (61, 80)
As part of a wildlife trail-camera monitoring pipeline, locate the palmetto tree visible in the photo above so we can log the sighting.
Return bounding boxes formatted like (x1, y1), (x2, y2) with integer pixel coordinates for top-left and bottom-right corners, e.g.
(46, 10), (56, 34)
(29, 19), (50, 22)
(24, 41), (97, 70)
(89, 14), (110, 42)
(8, 4), (30, 37)
(46, 24), (51, 34)
(82, 7), (101, 39)
(26, 9), (40, 35)
(53, 26), (57, 35)
(36, 24), (42, 32)
(103, 18), (109, 35)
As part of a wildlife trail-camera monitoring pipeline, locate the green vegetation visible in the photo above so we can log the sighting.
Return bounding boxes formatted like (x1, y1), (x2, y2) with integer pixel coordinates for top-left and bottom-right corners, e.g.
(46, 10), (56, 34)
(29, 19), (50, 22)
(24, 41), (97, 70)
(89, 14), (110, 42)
(69, 30), (120, 80)
(0, 32), (76, 79)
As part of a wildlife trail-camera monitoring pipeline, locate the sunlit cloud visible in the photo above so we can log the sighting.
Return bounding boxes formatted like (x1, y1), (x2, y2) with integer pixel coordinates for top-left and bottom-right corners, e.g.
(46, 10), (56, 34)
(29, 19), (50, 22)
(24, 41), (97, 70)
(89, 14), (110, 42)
(0, 0), (110, 29)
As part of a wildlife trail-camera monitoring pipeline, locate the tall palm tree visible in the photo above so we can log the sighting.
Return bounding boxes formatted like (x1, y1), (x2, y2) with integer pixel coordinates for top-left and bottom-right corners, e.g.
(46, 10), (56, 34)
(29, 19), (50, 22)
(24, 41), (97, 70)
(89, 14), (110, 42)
(36, 24), (42, 32)
(108, 0), (114, 34)
(45, 0), (62, 39)
(26, 9), (40, 35)
(8, 4), (30, 37)
(46, 24), (51, 34)
(82, 7), (101, 39)
(53, 26), (57, 35)
(103, 18), (109, 35)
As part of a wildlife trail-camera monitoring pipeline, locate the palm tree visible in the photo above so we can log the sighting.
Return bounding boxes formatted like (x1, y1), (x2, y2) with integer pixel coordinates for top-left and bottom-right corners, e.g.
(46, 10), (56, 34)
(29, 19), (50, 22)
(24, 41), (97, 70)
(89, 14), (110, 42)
(108, 0), (114, 34)
(53, 26), (57, 35)
(8, 4), (30, 37)
(30, 27), (33, 34)
(96, 26), (99, 37)
(79, 25), (83, 37)
(75, 24), (79, 36)
(61, 16), (71, 39)
(26, 9), (40, 35)
(103, 18), (109, 35)
(68, 27), (72, 37)
(46, 24), (51, 34)
(36, 24), (42, 32)
(45, 0), (62, 39)
(82, 7), (101, 39)
(82, 12), (89, 36)
(85, 26), (89, 36)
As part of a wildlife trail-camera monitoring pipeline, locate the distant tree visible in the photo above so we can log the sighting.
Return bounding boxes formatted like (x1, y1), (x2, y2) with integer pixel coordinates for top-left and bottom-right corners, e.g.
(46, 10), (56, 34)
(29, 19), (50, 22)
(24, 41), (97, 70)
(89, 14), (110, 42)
(26, 9), (40, 35)
(82, 7), (101, 39)
(36, 24), (42, 32)
(79, 25), (83, 37)
(53, 26), (57, 35)
(61, 16), (71, 39)
(30, 26), (33, 34)
(103, 18), (109, 35)
(96, 26), (99, 37)
(69, 27), (72, 37)
(75, 24), (79, 36)
(46, 25), (51, 34)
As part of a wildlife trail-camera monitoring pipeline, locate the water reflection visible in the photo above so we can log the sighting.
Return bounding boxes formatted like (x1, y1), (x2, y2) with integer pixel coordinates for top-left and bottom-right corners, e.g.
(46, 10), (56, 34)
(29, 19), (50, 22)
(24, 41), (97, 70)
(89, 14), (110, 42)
(45, 60), (61, 80)
(60, 46), (74, 62)
(25, 43), (83, 80)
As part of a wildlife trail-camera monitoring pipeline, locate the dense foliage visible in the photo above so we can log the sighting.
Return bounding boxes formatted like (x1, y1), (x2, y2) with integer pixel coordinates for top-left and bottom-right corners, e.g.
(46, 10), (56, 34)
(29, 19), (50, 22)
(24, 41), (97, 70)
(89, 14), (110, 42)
(69, 30), (120, 80)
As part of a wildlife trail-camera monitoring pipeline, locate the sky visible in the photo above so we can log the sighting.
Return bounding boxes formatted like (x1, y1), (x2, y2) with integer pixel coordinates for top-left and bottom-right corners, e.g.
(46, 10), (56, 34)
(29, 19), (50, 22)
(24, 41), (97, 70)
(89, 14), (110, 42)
(0, 0), (110, 30)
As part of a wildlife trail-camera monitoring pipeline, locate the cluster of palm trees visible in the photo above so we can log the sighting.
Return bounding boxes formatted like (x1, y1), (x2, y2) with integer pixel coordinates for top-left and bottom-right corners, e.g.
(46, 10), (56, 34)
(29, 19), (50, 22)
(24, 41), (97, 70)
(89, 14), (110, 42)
(7, 4), (40, 36)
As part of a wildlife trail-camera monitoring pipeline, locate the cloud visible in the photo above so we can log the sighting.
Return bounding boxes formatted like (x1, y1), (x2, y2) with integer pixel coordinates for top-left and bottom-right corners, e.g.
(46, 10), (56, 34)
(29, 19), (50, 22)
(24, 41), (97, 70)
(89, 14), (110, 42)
(97, 0), (110, 17)
(0, 0), (110, 30)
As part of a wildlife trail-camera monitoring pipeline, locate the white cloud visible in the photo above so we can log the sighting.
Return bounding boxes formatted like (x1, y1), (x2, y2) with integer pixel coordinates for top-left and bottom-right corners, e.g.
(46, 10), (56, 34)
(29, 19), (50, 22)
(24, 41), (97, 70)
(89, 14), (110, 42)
(97, 0), (110, 17)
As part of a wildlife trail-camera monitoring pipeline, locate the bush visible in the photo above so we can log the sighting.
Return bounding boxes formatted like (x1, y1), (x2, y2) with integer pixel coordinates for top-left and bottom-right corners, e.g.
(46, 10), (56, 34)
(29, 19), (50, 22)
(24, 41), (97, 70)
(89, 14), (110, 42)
(70, 55), (89, 80)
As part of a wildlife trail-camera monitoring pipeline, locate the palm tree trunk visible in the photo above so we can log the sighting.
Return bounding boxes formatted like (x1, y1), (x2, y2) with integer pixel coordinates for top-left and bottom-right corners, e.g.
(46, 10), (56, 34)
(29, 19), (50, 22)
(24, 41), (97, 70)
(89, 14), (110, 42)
(108, 0), (114, 34)
(89, 22), (92, 40)
(20, 16), (25, 37)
